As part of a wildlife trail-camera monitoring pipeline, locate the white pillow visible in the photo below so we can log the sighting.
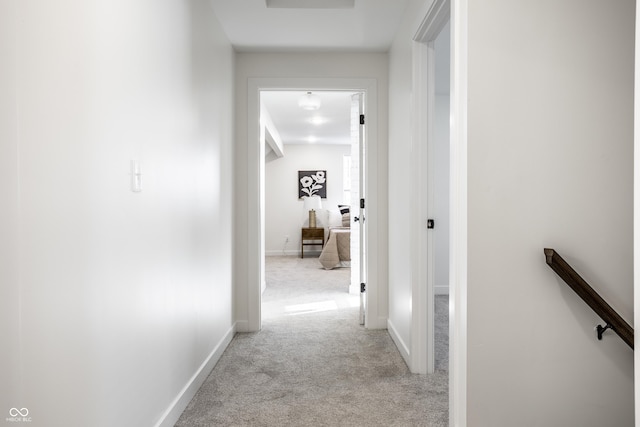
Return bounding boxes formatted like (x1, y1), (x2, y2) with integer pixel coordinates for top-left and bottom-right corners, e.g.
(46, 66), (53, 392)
(328, 210), (343, 228)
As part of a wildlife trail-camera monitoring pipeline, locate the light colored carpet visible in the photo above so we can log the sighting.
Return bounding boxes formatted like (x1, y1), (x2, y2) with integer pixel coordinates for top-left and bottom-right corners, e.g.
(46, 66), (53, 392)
(175, 256), (448, 426)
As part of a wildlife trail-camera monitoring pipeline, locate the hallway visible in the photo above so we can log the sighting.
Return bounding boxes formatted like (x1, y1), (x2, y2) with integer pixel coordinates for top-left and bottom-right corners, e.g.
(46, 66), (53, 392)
(175, 257), (448, 426)
(4, 1), (636, 425)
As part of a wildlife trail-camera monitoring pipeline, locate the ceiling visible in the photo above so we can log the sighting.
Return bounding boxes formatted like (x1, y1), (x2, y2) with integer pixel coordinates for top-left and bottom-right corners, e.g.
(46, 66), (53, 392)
(209, 0), (448, 149)
(259, 27), (450, 148)
(209, 0), (409, 52)
(262, 91), (357, 146)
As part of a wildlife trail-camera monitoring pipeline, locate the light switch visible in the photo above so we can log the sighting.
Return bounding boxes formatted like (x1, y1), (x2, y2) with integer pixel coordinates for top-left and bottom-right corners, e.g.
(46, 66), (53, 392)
(131, 160), (141, 192)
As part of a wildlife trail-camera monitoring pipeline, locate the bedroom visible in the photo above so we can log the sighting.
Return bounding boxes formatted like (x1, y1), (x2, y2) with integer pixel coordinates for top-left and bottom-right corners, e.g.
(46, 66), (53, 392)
(262, 90), (362, 300)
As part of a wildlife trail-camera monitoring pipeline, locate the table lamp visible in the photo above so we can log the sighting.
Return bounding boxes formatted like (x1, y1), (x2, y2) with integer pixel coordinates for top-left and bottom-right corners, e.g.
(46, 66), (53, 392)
(303, 195), (322, 228)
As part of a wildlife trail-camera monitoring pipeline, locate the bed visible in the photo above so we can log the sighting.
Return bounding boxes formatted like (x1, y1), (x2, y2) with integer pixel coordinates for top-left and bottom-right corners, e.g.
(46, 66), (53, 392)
(311, 207), (351, 269)
(319, 227), (351, 269)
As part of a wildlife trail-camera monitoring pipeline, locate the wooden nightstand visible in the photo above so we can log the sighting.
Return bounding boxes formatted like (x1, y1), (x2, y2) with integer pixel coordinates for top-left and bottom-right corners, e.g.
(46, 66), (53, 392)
(301, 227), (324, 258)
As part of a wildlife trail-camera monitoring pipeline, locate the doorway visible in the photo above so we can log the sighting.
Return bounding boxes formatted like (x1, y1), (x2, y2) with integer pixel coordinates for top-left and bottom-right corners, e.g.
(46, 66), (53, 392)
(430, 19), (451, 378)
(245, 77), (383, 332)
(412, 0), (468, 423)
(411, 5), (451, 375)
(260, 90), (364, 322)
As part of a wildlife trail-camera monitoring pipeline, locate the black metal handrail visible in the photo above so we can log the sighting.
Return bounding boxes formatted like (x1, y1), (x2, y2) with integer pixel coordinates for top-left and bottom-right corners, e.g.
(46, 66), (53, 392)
(544, 248), (633, 349)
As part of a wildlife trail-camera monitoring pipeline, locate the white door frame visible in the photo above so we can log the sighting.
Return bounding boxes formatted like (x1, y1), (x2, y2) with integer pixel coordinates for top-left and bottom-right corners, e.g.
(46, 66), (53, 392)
(412, 0), (468, 424)
(634, 2), (639, 425)
(246, 77), (384, 331)
(448, 1), (468, 424)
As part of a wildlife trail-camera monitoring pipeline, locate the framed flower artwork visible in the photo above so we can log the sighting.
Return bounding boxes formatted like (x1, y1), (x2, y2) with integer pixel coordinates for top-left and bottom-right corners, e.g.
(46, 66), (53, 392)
(298, 170), (327, 199)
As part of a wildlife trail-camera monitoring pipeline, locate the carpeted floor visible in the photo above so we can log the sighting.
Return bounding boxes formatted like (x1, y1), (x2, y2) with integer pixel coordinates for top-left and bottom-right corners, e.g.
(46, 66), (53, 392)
(175, 256), (448, 426)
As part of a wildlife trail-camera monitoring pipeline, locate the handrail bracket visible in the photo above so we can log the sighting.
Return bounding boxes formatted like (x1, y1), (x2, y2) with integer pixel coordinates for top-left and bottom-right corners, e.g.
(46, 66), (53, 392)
(596, 323), (613, 341)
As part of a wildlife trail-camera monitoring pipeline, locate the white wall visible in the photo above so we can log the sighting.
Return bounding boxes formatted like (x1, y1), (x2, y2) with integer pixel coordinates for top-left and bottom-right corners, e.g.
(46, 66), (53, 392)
(265, 144), (350, 256)
(0, 1), (234, 426)
(465, 0), (634, 424)
(234, 53), (389, 330)
(388, 0), (431, 369)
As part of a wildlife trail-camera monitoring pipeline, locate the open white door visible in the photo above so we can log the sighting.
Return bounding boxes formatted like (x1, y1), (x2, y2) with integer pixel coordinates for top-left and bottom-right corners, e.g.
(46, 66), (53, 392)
(350, 93), (366, 325)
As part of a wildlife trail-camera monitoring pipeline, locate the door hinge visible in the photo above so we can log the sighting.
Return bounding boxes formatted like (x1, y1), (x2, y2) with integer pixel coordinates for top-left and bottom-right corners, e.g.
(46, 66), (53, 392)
(360, 114), (365, 125)
(360, 283), (366, 293)
(360, 198), (365, 209)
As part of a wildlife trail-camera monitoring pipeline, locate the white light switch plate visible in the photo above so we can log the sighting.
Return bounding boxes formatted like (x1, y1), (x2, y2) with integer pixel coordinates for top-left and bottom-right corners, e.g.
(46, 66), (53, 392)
(131, 160), (141, 192)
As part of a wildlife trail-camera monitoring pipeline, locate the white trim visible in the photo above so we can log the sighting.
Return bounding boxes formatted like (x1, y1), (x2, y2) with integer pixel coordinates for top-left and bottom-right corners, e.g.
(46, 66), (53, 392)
(247, 80), (262, 333)
(634, 1), (639, 425)
(450, 0), (468, 425)
(263, 250), (323, 257)
(410, 38), (430, 375)
(414, 0), (450, 41)
(247, 78), (384, 331)
(235, 320), (249, 333)
(265, 250), (305, 257)
(387, 319), (411, 364)
(155, 325), (236, 427)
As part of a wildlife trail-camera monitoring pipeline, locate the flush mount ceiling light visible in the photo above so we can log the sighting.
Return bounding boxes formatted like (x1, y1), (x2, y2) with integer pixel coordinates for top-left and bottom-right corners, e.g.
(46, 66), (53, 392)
(266, 0), (354, 9)
(298, 92), (321, 111)
(308, 116), (327, 125)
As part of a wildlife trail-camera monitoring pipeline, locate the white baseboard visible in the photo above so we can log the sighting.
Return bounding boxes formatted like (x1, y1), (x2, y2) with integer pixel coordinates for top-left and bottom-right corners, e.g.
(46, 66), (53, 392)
(387, 319), (411, 368)
(235, 319), (250, 333)
(435, 286), (450, 295)
(369, 316), (389, 330)
(264, 250), (322, 257)
(265, 249), (299, 256)
(155, 324), (236, 427)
